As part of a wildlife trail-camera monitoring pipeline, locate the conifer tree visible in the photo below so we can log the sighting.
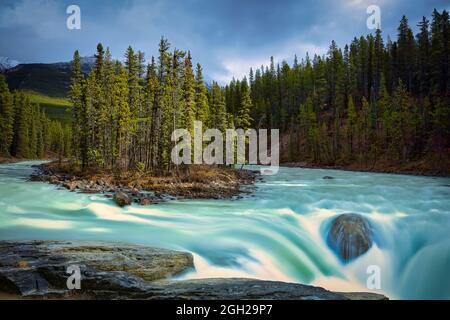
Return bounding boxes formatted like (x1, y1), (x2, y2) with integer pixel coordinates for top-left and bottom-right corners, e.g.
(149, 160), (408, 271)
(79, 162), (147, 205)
(0, 75), (14, 156)
(347, 95), (357, 155)
(210, 82), (227, 132)
(194, 63), (209, 126)
(236, 78), (253, 129)
(182, 51), (196, 134)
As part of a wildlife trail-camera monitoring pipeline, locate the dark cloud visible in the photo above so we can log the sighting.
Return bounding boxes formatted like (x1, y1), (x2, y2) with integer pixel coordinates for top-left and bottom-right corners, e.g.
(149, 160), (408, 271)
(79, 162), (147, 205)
(0, 0), (448, 83)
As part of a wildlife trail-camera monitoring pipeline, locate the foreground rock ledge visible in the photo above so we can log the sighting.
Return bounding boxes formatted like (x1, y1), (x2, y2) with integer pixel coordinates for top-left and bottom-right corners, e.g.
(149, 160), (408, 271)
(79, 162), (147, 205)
(0, 241), (387, 300)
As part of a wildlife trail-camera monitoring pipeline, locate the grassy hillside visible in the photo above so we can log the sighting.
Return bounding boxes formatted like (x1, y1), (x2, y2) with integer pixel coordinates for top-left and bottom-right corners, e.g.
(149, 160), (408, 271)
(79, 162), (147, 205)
(25, 91), (72, 124)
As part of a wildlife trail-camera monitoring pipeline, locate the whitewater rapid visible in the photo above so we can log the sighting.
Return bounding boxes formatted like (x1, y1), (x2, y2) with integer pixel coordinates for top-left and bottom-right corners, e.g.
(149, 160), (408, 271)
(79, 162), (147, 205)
(0, 161), (449, 299)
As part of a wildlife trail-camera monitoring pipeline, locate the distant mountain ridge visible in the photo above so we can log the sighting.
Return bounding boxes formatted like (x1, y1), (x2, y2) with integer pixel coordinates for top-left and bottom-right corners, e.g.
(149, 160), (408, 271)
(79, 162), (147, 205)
(0, 57), (19, 72)
(2, 56), (95, 98)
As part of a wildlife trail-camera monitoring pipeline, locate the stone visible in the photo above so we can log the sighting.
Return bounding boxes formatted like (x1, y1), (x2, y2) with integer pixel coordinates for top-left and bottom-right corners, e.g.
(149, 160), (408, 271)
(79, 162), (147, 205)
(113, 191), (132, 207)
(63, 181), (77, 191)
(148, 278), (348, 300)
(327, 213), (373, 261)
(29, 175), (44, 182)
(0, 240), (194, 297)
(140, 198), (159, 205)
(0, 241), (387, 300)
(337, 292), (388, 300)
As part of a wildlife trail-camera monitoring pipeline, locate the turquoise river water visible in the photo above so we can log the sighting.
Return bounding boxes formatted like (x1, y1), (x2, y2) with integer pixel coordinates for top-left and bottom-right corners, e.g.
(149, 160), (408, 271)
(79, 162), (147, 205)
(0, 161), (449, 299)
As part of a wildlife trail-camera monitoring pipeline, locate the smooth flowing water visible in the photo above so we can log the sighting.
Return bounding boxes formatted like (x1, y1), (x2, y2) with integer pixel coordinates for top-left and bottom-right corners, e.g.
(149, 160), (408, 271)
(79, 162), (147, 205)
(0, 161), (449, 299)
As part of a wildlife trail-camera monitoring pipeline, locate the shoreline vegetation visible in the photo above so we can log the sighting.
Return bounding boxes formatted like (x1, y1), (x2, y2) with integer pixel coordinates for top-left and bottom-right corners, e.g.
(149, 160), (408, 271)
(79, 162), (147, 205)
(282, 158), (450, 177)
(2, 155), (447, 177)
(2, 156), (449, 178)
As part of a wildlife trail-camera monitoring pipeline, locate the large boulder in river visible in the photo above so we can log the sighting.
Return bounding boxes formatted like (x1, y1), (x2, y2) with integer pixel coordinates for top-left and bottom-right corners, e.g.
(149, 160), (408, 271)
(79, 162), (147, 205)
(327, 213), (373, 262)
(113, 191), (132, 207)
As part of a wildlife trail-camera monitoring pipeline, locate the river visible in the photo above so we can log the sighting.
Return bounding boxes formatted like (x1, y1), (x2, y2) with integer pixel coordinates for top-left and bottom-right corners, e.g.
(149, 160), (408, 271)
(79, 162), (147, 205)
(0, 160), (449, 299)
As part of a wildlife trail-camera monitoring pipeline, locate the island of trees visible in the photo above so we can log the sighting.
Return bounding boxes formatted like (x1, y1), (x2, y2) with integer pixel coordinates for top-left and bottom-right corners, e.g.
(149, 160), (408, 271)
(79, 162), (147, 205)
(68, 40), (237, 174)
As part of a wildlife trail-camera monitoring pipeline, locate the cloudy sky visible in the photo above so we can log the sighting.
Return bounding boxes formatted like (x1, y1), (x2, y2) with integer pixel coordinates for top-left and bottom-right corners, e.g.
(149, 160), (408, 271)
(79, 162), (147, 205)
(0, 0), (448, 83)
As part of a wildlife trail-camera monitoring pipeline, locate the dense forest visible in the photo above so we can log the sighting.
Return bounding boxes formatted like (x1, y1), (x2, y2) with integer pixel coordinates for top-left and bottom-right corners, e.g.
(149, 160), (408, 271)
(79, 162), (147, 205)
(225, 9), (449, 172)
(69, 40), (235, 173)
(0, 75), (71, 160)
(1, 9), (448, 175)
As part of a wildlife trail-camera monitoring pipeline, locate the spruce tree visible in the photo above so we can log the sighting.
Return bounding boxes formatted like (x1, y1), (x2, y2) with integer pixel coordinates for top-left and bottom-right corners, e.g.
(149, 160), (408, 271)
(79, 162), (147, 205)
(182, 51), (196, 134)
(0, 75), (14, 156)
(194, 63), (210, 126)
(236, 78), (253, 129)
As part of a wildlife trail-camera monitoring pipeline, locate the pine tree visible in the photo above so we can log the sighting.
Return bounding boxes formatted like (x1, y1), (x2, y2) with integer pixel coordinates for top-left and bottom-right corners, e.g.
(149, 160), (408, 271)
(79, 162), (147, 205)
(70, 50), (83, 162)
(12, 93), (31, 158)
(182, 51), (196, 134)
(397, 16), (417, 91)
(114, 67), (131, 170)
(235, 78), (253, 129)
(144, 57), (158, 169)
(347, 95), (357, 155)
(194, 63), (210, 126)
(210, 82), (227, 132)
(417, 16), (431, 97)
(0, 75), (14, 156)
(430, 9), (450, 96)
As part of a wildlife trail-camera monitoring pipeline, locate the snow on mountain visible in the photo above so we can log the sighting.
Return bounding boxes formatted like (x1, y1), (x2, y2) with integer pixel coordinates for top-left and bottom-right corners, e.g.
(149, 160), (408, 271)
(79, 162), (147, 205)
(0, 57), (19, 72)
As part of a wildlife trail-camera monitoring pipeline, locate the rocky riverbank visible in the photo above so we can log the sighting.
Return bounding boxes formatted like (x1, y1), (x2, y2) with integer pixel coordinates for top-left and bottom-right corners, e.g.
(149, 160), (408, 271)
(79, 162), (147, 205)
(29, 161), (257, 206)
(0, 241), (388, 300)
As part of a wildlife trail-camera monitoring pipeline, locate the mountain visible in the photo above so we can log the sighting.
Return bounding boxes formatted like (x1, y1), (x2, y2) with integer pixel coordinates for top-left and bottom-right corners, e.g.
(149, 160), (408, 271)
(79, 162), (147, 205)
(0, 57), (19, 72)
(3, 56), (95, 98)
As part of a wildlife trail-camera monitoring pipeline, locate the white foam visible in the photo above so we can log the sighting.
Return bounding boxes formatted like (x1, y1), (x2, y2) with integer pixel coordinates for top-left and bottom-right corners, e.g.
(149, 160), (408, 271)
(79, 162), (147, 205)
(87, 202), (150, 224)
(14, 218), (73, 229)
(83, 227), (111, 233)
(182, 248), (293, 282)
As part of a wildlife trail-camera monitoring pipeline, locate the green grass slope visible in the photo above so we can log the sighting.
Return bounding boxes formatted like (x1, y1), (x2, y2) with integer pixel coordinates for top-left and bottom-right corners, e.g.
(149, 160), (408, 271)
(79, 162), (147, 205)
(25, 91), (72, 124)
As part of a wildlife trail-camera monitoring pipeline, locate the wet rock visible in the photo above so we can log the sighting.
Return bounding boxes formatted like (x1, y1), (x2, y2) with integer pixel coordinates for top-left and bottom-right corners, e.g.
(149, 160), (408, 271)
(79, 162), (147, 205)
(327, 213), (373, 261)
(29, 175), (45, 182)
(0, 241), (387, 300)
(79, 189), (99, 194)
(139, 197), (160, 205)
(148, 278), (348, 300)
(0, 240), (194, 297)
(323, 176), (334, 179)
(63, 181), (78, 191)
(131, 188), (141, 196)
(337, 292), (388, 300)
(113, 191), (132, 207)
(49, 176), (60, 184)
